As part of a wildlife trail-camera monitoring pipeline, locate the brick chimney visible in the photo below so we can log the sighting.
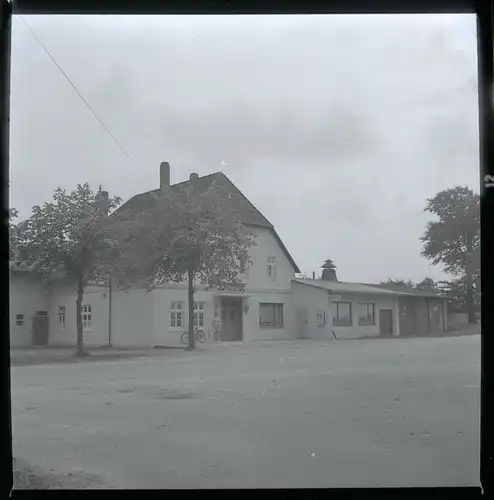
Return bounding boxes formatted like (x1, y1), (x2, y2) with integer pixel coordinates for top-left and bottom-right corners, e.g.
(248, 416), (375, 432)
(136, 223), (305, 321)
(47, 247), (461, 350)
(189, 172), (199, 181)
(160, 162), (170, 188)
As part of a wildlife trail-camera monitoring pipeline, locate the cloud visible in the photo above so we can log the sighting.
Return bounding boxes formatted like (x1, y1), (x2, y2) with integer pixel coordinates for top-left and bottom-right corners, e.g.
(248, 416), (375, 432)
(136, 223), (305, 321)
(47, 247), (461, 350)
(9, 13), (479, 282)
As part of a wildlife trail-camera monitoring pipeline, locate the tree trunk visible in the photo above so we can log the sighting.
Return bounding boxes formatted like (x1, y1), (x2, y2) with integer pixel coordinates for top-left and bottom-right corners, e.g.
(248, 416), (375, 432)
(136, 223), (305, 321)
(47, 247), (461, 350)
(465, 273), (477, 324)
(186, 269), (195, 350)
(75, 276), (86, 355)
(465, 239), (477, 324)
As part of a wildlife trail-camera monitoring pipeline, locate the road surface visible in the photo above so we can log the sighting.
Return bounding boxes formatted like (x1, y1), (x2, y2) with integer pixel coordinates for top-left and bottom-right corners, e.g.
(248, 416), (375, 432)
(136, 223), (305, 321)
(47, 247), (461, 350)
(11, 336), (480, 489)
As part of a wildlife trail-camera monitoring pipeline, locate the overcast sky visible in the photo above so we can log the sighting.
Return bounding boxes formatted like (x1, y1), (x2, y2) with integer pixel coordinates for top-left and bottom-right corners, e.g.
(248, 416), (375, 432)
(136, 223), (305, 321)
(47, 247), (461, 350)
(9, 14), (479, 283)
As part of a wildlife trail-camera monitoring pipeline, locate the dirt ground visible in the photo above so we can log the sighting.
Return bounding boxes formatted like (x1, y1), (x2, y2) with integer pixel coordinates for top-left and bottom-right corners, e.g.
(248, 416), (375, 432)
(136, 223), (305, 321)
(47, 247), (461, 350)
(10, 336), (480, 489)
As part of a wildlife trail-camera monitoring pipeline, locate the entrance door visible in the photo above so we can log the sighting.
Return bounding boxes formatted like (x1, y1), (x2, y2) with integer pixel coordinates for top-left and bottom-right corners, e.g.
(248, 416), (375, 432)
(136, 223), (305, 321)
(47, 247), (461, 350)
(429, 302), (441, 333)
(379, 309), (393, 337)
(220, 298), (242, 341)
(32, 311), (49, 345)
(296, 308), (309, 338)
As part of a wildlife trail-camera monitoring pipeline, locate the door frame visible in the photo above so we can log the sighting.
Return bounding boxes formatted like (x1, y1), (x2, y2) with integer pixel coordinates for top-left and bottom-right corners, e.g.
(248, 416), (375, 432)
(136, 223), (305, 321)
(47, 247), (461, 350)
(379, 309), (394, 337)
(219, 296), (243, 341)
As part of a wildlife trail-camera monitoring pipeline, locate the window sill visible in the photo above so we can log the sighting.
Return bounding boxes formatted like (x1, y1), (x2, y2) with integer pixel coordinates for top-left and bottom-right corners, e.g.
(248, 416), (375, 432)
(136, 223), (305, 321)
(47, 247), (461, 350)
(358, 323), (376, 327)
(333, 323), (352, 327)
(259, 325), (284, 329)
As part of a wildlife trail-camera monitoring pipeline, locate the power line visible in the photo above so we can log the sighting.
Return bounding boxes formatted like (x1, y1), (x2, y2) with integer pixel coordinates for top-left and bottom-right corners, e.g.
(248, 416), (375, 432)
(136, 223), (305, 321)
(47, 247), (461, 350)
(18, 15), (150, 183)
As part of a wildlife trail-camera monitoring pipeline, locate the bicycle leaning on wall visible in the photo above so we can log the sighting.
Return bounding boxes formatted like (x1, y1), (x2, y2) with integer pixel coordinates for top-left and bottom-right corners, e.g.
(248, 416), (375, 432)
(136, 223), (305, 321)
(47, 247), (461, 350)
(180, 326), (206, 345)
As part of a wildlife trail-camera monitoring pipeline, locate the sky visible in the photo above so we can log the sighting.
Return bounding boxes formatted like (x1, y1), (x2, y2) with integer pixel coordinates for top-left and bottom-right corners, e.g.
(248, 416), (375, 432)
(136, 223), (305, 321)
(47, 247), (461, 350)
(9, 14), (480, 283)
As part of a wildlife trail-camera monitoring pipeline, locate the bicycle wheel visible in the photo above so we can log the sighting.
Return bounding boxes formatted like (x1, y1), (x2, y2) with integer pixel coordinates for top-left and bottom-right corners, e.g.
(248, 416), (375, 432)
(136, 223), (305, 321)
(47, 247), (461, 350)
(196, 329), (206, 343)
(180, 332), (189, 345)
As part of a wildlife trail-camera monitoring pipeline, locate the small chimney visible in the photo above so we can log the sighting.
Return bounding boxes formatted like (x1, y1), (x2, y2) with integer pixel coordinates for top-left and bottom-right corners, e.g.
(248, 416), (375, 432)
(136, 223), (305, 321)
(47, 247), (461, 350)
(189, 172), (199, 181)
(160, 162), (170, 188)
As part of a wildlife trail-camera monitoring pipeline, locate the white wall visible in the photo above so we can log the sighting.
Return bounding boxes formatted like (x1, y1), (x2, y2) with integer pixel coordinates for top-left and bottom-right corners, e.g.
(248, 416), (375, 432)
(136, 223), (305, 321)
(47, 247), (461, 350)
(152, 287), (215, 347)
(49, 285), (109, 347)
(243, 226), (296, 291)
(329, 292), (399, 340)
(110, 288), (154, 346)
(10, 272), (50, 347)
(245, 291), (295, 341)
(292, 282), (335, 341)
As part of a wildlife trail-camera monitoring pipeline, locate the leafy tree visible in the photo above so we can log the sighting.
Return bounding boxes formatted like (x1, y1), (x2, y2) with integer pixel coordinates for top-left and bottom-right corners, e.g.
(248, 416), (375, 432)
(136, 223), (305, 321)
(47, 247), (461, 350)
(379, 278), (416, 291)
(16, 184), (121, 355)
(415, 277), (438, 292)
(115, 178), (256, 350)
(8, 207), (19, 261)
(420, 186), (480, 323)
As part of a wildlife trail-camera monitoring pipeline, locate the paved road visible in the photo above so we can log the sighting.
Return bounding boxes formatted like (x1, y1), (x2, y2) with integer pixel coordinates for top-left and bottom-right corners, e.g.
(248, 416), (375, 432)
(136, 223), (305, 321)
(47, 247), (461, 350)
(10, 336), (480, 489)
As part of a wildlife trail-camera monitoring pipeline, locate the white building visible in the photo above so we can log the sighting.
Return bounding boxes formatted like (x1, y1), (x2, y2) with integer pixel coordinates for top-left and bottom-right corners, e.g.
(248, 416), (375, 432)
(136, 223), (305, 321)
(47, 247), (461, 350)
(9, 163), (448, 348)
(10, 164), (300, 347)
(292, 278), (448, 340)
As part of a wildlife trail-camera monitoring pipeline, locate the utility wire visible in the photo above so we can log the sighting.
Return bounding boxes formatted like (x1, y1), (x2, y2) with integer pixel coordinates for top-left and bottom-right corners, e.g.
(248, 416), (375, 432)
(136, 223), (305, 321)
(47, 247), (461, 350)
(19, 16), (224, 201)
(19, 15), (150, 183)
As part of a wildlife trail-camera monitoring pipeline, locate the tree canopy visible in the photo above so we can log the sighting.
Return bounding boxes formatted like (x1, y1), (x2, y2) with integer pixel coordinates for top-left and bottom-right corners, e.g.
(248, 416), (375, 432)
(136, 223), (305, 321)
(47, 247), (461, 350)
(420, 186), (480, 323)
(15, 183), (121, 353)
(115, 178), (256, 348)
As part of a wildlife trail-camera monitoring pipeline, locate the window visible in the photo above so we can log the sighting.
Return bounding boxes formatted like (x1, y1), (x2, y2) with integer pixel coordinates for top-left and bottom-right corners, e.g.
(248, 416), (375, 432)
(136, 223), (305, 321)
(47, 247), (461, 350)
(58, 306), (66, 330)
(267, 256), (276, 279)
(170, 301), (184, 328)
(259, 303), (283, 328)
(193, 301), (205, 327)
(239, 257), (250, 276)
(81, 305), (92, 331)
(316, 311), (326, 326)
(333, 302), (352, 326)
(15, 314), (24, 326)
(358, 303), (375, 326)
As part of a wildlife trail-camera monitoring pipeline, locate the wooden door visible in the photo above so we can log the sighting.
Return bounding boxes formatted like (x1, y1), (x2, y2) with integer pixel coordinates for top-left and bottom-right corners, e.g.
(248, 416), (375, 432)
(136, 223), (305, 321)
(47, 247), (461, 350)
(379, 309), (393, 337)
(221, 303), (242, 341)
(296, 308), (309, 338)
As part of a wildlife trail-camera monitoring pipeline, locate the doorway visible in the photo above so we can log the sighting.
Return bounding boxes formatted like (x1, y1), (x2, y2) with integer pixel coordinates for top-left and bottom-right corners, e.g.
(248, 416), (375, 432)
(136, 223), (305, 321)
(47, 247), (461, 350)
(32, 311), (49, 345)
(379, 309), (393, 337)
(296, 308), (309, 339)
(220, 297), (243, 341)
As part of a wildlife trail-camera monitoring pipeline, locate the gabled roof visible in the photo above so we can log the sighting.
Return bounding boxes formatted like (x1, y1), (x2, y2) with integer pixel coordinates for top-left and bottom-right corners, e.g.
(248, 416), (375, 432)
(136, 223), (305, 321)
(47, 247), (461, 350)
(293, 279), (447, 299)
(117, 172), (300, 273)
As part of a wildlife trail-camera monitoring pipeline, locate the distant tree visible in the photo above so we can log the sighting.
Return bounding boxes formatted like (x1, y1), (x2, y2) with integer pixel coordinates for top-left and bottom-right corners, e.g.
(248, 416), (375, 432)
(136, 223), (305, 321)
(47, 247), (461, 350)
(115, 179), (256, 350)
(8, 207), (19, 261)
(415, 277), (438, 292)
(16, 184), (121, 355)
(379, 278), (416, 291)
(420, 186), (480, 323)
(438, 276), (481, 314)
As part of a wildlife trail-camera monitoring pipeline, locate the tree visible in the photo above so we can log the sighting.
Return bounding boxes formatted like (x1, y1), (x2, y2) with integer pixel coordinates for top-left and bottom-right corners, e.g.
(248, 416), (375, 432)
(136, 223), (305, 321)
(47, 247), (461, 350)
(379, 278), (416, 291)
(116, 178), (256, 350)
(8, 207), (19, 261)
(415, 277), (438, 292)
(420, 186), (480, 324)
(16, 183), (121, 355)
